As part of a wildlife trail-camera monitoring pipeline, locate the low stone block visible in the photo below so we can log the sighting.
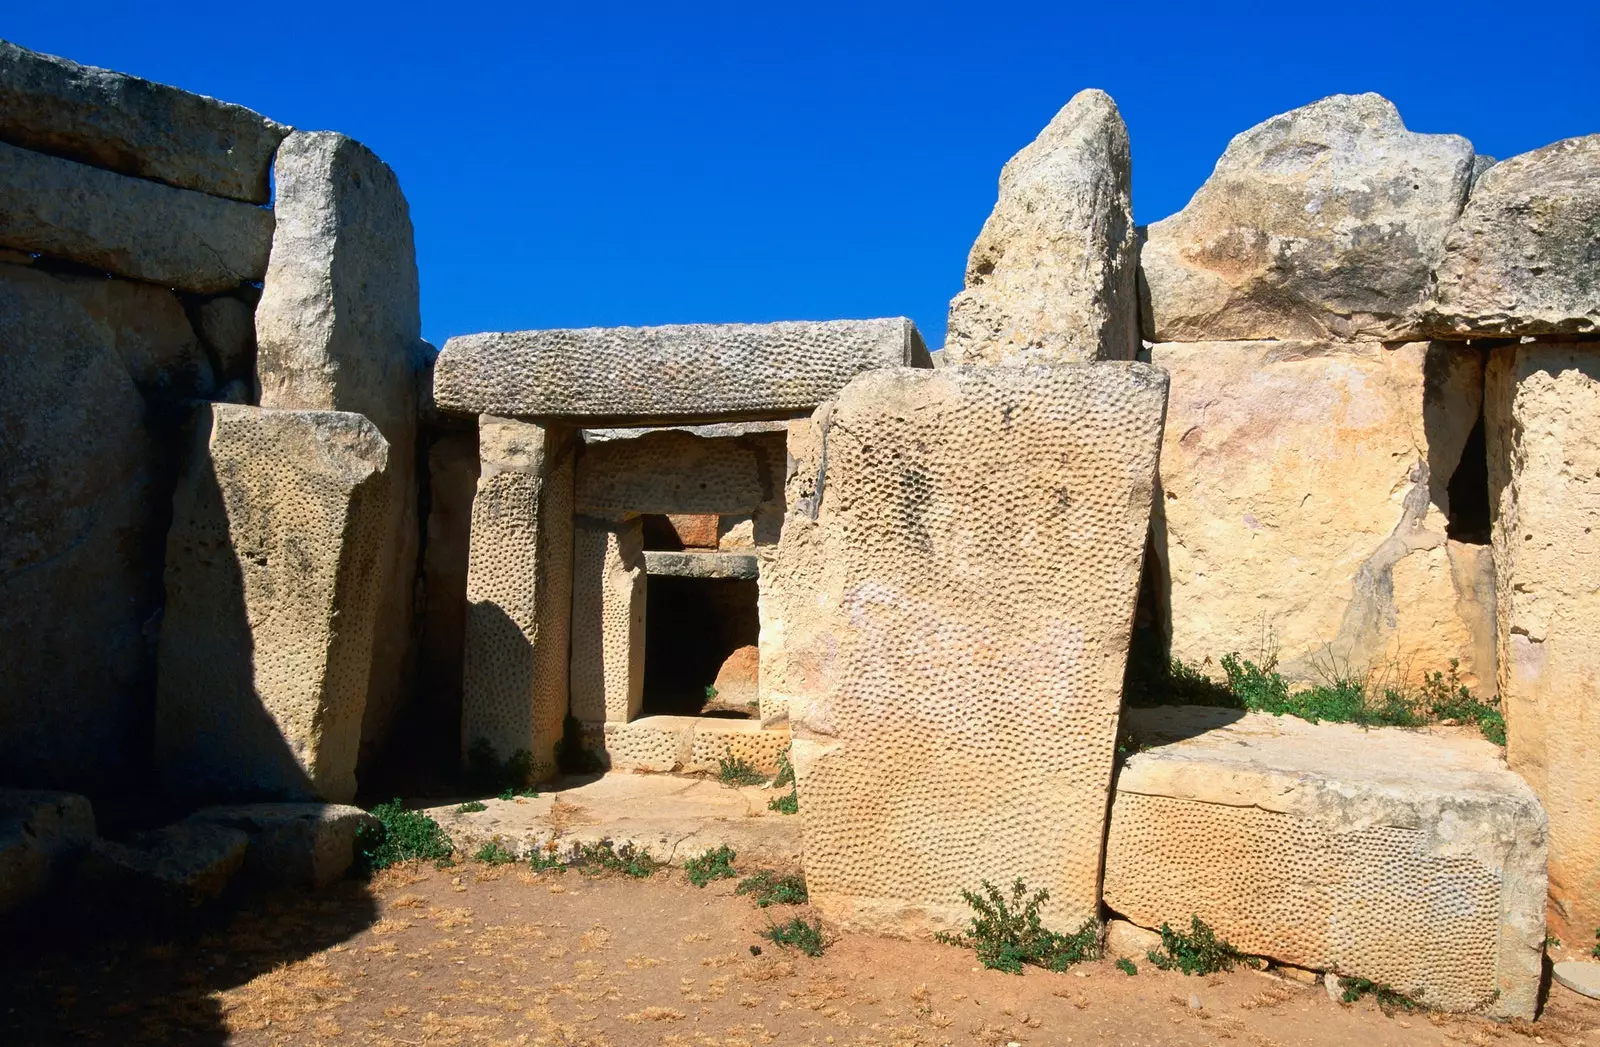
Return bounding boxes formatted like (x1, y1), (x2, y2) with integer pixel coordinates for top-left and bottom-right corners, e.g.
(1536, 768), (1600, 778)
(1103, 707), (1547, 1018)
(0, 141), (273, 293)
(596, 716), (788, 775)
(570, 516), (645, 725)
(188, 803), (377, 888)
(80, 822), (249, 907)
(642, 551), (759, 580)
(0, 790), (95, 919)
(434, 318), (930, 423)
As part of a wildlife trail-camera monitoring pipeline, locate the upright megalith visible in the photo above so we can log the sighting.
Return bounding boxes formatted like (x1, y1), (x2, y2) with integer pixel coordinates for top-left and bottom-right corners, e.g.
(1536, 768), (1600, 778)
(944, 89), (1138, 365)
(1140, 94), (1475, 343)
(156, 405), (391, 804)
(778, 364), (1167, 936)
(569, 515), (645, 725)
(461, 417), (576, 775)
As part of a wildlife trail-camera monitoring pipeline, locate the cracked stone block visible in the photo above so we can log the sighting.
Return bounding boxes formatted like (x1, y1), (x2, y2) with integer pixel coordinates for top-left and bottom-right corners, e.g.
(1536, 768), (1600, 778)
(188, 803), (377, 888)
(0, 790), (95, 920)
(569, 515), (645, 725)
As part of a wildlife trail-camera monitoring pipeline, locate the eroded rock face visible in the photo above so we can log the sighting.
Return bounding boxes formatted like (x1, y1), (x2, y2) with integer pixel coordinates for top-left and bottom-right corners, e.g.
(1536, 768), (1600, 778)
(1140, 94), (1475, 343)
(943, 89), (1138, 365)
(1425, 135), (1600, 338)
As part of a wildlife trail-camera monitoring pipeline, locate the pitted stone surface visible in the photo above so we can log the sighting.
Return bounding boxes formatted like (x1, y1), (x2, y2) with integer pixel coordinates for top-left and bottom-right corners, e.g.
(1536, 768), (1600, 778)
(577, 428), (787, 534)
(1104, 707), (1547, 1018)
(778, 364), (1167, 937)
(944, 89), (1138, 365)
(462, 418), (575, 774)
(156, 405), (391, 803)
(570, 515), (645, 725)
(434, 318), (930, 422)
(1140, 94), (1474, 343)
(597, 716), (788, 775)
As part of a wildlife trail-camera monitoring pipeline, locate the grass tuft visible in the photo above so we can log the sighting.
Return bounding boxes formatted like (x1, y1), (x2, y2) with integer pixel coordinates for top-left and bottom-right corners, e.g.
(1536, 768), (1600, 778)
(1116, 957), (1137, 976)
(717, 749), (768, 788)
(356, 800), (454, 871)
(736, 870), (808, 907)
(935, 879), (1100, 974)
(773, 747), (795, 788)
(1593, 928), (1600, 959)
(767, 788), (798, 814)
(761, 917), (825, 957)
(572, 839), (660, 878)
(1145, 916), (1258, 976)
(473, 841), (518, 865)
(454, 800), (487, 814)
(1338, 976), (1425, 1012)
(683, 845), (738, 888)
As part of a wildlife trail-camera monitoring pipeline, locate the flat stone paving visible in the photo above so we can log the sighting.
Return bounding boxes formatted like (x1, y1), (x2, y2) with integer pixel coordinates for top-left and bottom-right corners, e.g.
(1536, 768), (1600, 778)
(1555, 961), (1600, 1001)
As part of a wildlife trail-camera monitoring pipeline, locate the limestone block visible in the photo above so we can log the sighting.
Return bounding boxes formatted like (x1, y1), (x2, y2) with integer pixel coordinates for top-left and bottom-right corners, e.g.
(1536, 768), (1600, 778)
(0, 39), (288, 203)
(643, 551), (759, 580)
(577, 428), (787, 519)
(1140, 94), (1475, 343)
(434, 318), (931, 422)
(0, 141), (273, 292)
(0, 266), (164, 790)
(1425, 135), (1600, 338)
(41, 268), (214, 403)
(597, 716), (788, 774)
(0, 790), (96, 919)
(1485, 343), (1600, 941)
(188, 803), (377, 888)
(462, 418), (575, 773)
(944, 89), (1138, 365)
(419, 427), (481, 739)
(1103, 707), (1547, 1018)
(80, 822), (249, 907)
(156, 404), (391, 803)
(570, 515), (645, 724)
(1152, 340), (1493, 689)
(779, 363), (1167, 936)
(1104, 919), (1162, 961)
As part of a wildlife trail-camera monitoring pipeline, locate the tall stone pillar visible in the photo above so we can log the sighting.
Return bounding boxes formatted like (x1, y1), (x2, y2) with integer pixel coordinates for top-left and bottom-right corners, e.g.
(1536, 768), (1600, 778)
(569, 514), (645, 725)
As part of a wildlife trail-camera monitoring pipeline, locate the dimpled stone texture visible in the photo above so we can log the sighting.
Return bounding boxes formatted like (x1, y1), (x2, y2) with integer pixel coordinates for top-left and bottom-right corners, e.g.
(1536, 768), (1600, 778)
(569, 515), (645, 724)
(461, 418), (575, 774)
(155, 405), (390, 803)
(434, 318), (930, 422)
(1103, 708), (1547, 1018)
(597, 716), (788, 774)
(577, 429), (787, 530)
(781, 364), (1167, 937)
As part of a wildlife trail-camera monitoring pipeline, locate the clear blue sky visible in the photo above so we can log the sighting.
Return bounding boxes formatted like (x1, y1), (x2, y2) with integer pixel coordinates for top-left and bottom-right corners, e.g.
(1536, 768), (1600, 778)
(9, 3), (1598, 349)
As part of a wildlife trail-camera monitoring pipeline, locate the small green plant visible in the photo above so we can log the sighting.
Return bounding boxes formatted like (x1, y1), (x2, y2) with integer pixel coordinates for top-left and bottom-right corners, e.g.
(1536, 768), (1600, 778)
(356, 799), (454, 871)
(555, 715), (603, 775)
(773, 746), (795, 788)
(1420, 661), (1506, 744)
(1546, 933), (1562, 950)
(466, 737), (541, 792)
(762, 917), (825, 957)
(455, 800), (487, 814)
(736, 870), (808, 907)
(1338, 976), (1425, 1012)
(497, 785), (538, 800)
(704, 684), (719, 701)
(767, 788), (799, 814)
(718, 749), (768, 788)
(1145, 916), (1258, 976)
(528, 842), (566, 872)
(683, 845), (738, 887)
(572, 839), (661, 878)
(935, 879), (1100, 974)
(1116, 957), (1138, 976)
(473, 840), (518, 865)
(1592, 928), (1600, 959)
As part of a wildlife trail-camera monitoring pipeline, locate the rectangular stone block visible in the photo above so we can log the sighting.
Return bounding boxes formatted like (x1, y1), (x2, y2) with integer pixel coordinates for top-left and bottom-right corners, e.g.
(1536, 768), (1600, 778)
(777, 363), (1167, 937)
(0, 141), (273, 293)
(1103, 707), (1547, 1018)
(461, 417), (575, 774)
(577, 427), (787, 533)
(434, 318), (931, 423)
(569, 515), (645, 724)
(1486, 342), (1600, 942)
(0, 39), (289, 203)
(156, 405), (391, 804)
(187, 803), (378, 889)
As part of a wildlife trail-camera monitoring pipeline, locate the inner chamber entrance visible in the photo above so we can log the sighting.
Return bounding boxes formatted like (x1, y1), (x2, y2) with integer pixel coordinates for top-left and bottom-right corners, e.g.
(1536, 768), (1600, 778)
(642, 576), (759, 718)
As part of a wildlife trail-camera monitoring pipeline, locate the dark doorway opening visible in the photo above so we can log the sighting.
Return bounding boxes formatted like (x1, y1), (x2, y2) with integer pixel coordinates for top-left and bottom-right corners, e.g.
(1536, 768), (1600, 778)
(642, 576), (760, 717)
(1446, 413), (1492, 545)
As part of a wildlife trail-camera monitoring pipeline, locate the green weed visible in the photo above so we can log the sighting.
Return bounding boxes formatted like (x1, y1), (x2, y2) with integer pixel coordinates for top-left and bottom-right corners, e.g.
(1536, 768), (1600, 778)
(736, 870), (808, 907)
(1420, 662), (1505, 744)
(466, 737), (540, 793)
(773, 747), (795, 788)
(1339, 976), (1425, 1012)
(473, 841), (517, 865)
(1546, 934), (1562, 950)
(718, 749), (768, 788)
(704, 684), (719, 700)
(1145, 916), (1258, 976)
(497, 785), (538, 800)
(767, 788), (798, 814)
(683, 845), (738, 887)
(572, 839), (660, 878)
(762, 917), (825, 957)
(454, 800), (487, 814)
(1116, 957), (1138, 976)
(1592, 928), (1599, 959)
(356, 800), (454, 871)
(527, 843), (566, 873)
(935, 879), (1100, 974)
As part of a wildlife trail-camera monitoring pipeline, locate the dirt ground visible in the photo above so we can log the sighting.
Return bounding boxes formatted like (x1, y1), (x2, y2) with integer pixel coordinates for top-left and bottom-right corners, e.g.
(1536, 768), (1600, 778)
(5, 857), (1599, 1047)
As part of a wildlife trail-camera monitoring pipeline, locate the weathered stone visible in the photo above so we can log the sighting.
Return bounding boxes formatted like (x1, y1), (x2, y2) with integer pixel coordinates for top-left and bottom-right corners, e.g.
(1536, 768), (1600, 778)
(944, 89), (1138, 365)
(581, 420), (789, 443)
(0, 790), (95, 919)
(0, 141), (273, 292)
(643, 551), (759, 580)
(1104, 706), (1547, 1018)
(576, 428), (787, 529)
(1104, 918), (1162, 961)
(570, 516), (645, 725)
(598, 716), (788, 775)
(156, 404), (391, 803)
(188, 803), (377, 888)
(461, 417), (575, 774)
(1151, 340), (1493, 689)
(1553, 961), (1600, 1001)
(434, 318), (931, 423)
(80, 822), (248, 906)
(418, 427), (480, 745)
(710, 644), (760, 709)
(1424, 135), (1600, 338)
(1486, 343), (1600, 941)
(1140, 94), (1475, 343)
(0, 39), (288, 203)
(777, 364), (1166, 936)
(41, 268), (214, 402)
(196, 291), (259, 386)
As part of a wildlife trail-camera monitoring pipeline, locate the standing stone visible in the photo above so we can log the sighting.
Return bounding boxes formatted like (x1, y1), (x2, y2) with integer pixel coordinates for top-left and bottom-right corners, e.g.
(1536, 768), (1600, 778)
(0, 38), (289, 203)
(1140, 94), (1475, 343)
(461, 417), (576, 774)
(256, 131), (427, 770)
(943, 89), (1138, 365)
(156, 404), (391, 803)
(1486, 343), (1600, 941)
(778, 364), (1167, 936)
(418, 427), (480, 757)
(570, 515), (646, 724)
(1425, 135), (1600, 338)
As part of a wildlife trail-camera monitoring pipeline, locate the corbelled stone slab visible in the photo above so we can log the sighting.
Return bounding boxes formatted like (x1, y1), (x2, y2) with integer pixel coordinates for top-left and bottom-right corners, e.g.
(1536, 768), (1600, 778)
(1104, 707), (1547, 1019)
(156, 405), (391, 804)
(434, 318), (931, 423)
(0, 39), (289, 203)
(778, 364), (1167, 937)
(0, 141), (273, 292)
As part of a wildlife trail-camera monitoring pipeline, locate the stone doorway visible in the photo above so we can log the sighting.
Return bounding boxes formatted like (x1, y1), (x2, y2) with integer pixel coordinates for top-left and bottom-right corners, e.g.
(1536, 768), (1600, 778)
(641, 574), (760, 719)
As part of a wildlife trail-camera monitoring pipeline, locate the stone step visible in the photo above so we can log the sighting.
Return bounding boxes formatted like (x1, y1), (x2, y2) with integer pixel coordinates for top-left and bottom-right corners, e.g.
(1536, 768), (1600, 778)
(591, 715), (789, 775)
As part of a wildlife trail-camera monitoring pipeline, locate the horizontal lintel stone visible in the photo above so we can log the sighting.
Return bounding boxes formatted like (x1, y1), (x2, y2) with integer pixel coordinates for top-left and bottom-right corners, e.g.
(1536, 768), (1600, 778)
(642, 550), (759, 580)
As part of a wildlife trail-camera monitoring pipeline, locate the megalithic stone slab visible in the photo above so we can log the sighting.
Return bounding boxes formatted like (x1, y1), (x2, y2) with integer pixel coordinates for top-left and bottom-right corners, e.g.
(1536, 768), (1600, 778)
(0, 38), (289, 203)
(156, 404), (391, 804)
(1103, 707), (1548, 1019)
(569, 515), (645, 725)
(461, 417), (576, 775)
(776, 363), (1167, 937)
(944, 89), (1139, 365)
(0, 141), (274, 293)
(433, 318), (931, 424)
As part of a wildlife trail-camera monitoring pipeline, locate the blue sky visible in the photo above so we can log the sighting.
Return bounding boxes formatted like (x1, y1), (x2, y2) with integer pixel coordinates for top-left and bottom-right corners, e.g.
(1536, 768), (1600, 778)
(8, 3), (1598, 349)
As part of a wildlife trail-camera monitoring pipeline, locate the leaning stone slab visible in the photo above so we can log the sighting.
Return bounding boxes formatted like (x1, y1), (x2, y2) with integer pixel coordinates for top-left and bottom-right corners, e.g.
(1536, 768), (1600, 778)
(1424, 135), (1600, 338)
(778, 363), (1167, 937)
(1140, 93), (1475, 343)
(570, 516), (645, 725)
(1103, 707), (1547, 1019)
(0, 141), (274, 292)
(434, 318), (930, 423)
(0, 39), (289, 203)
(0, 790), (95, 920)
(188, 803), (377, 888)
(156, 405), (391, 804)
(944, 89), (1138, 365)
